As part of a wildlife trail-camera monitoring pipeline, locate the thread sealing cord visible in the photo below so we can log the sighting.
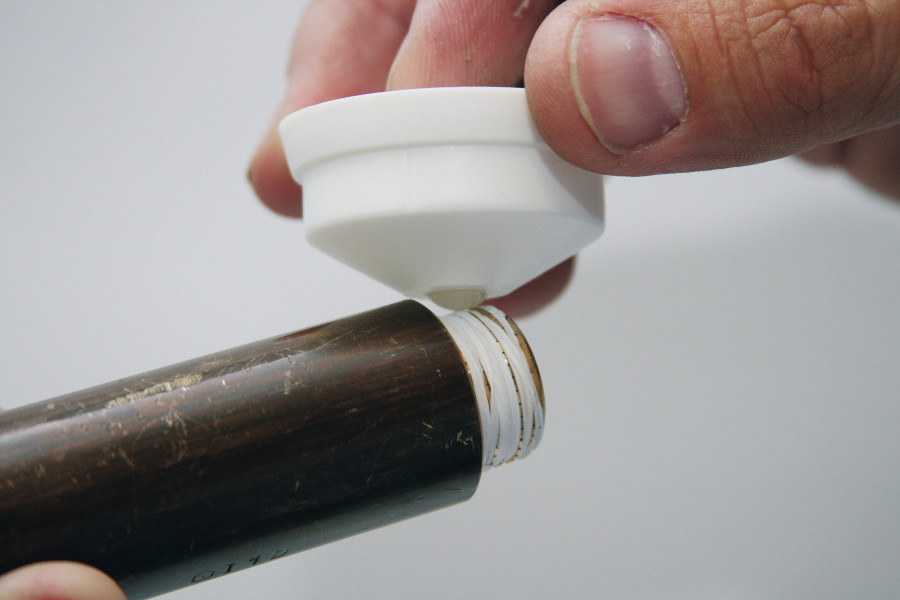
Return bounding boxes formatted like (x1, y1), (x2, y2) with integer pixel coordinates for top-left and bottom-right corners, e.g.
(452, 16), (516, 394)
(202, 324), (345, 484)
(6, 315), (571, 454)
(439, 306), (544, 469)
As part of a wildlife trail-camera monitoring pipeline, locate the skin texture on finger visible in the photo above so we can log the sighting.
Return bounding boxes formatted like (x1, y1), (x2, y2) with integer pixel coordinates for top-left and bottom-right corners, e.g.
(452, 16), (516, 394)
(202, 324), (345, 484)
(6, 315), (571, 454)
(248, 0), (415, 217)
(388, 0), (559, 88)
(0, 562), (126, 600)
(524, 0), (900, 177)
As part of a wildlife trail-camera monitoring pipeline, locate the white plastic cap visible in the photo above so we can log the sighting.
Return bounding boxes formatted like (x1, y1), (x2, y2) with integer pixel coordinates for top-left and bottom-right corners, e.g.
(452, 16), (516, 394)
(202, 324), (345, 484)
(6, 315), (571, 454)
(279, 87), (604, 310)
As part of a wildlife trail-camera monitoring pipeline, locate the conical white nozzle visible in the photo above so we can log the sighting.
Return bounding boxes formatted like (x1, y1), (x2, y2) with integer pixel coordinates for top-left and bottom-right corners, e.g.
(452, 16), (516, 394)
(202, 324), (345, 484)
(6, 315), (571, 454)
(279, 87), (604, 307)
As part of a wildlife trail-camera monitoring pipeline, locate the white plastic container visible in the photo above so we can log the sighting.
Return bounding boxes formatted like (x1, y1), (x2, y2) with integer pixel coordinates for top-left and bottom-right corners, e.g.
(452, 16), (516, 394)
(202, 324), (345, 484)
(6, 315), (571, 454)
(279, 87), (604, 309)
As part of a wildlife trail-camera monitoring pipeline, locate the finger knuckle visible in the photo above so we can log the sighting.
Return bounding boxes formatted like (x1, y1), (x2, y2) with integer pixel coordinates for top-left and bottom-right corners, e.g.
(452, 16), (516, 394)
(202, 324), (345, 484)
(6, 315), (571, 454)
(721, 0), (893, 136)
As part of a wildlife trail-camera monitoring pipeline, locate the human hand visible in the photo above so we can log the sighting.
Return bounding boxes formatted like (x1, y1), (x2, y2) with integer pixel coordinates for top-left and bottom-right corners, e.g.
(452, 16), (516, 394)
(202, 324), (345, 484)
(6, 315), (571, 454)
(0, 562), (126, 600)
(247, 0), (900, 312)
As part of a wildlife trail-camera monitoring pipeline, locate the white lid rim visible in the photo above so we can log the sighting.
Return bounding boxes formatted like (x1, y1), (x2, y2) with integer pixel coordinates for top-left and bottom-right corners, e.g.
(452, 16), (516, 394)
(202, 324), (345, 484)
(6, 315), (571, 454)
(279, 87), (546, 181)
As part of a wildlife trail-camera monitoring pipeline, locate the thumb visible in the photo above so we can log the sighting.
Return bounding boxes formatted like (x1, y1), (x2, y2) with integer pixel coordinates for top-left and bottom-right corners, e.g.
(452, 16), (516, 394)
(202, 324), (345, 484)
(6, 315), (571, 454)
(524, 0), (900, 176)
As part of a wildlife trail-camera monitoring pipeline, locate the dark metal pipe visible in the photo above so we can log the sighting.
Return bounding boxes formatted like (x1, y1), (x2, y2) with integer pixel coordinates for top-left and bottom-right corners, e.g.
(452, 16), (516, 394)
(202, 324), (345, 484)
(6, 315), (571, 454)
(0, 301), (497, 598)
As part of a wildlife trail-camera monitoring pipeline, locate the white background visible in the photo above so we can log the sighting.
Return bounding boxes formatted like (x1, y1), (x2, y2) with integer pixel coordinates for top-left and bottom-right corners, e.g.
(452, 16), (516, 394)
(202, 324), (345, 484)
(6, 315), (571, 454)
(2, 2), (899, 599)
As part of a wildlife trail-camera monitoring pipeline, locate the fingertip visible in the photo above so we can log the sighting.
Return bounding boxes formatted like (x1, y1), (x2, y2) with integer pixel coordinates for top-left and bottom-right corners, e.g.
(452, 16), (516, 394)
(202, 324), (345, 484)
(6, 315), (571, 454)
(0, 562), (127, 600)
(797, 142), (842, 166)
(799, 127), (900, 199)
(487, 258), (575, 318)
(248, 127), (303, 218)
(835, 126), (900, 200)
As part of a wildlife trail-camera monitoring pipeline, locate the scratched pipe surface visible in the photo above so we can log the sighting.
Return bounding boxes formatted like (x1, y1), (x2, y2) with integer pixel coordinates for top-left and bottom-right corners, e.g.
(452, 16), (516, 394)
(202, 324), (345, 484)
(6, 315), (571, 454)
(0, 300), (482, 599)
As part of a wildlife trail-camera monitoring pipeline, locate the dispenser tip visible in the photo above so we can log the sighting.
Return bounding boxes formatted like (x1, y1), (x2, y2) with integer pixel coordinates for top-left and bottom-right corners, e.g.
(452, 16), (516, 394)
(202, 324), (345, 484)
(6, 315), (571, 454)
(426, 288), (487, 311)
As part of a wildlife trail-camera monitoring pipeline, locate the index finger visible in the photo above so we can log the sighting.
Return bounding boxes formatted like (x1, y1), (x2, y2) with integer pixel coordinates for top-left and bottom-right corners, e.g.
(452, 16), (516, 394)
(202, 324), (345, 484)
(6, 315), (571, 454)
(248, 0), (415, 217)
(388, 0), (559, 88)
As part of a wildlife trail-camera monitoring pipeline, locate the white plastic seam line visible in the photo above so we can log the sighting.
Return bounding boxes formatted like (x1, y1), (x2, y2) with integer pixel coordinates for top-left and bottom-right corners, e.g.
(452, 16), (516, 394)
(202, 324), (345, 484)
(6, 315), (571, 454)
(439, 306), (544, 469)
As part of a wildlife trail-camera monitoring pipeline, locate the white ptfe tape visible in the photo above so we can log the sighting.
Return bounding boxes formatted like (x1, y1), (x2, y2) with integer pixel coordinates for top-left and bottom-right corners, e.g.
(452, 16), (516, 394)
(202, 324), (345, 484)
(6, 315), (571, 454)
(439, 306), (544, 469)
